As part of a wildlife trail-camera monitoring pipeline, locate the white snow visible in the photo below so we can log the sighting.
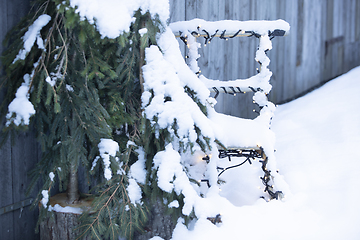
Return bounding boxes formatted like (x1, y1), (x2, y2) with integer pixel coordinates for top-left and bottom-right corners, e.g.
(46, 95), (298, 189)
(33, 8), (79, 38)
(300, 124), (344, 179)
(168, 200), (179, 208)
(170, 19), (290, 38)
(128, 147), (147, 184)
(13, 14), (51, 63)
(41, 190), (49, 207)
(142, 28), (216, 149)
(90, 156), (99, 171)
(49, 172), (55, 182)
(169, 66), (360, 240)
(46, 71), (63, 87)
(153, 143), (201, 216)
(66, 84), (74, 92)
(149, 237), (164, 240)
(127, 179), (142, 206)
(48, 204), (83, 214)
(97, 138), (119, 180)
(139, 28), (148, 36)
(69, 0), (169, 38)
(6, 74), (36, 126)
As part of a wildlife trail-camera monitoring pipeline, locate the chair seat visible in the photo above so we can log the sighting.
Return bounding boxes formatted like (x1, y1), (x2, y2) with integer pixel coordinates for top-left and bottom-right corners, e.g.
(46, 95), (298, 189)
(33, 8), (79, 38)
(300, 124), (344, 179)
(208, 109), (275, 152)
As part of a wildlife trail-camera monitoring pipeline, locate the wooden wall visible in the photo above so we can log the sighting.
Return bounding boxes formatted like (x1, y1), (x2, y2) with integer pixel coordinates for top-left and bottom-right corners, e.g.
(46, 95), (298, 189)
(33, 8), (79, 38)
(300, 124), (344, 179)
(0, 0), (41, 240)
(170, 0), (360, 118)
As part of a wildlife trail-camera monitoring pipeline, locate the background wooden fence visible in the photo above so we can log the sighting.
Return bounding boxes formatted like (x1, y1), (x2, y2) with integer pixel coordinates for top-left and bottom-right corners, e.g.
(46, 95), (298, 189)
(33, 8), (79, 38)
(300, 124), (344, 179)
(1, 0), (359, 239)
(0, 1), (41, 240)
(170, 0), (360, 118)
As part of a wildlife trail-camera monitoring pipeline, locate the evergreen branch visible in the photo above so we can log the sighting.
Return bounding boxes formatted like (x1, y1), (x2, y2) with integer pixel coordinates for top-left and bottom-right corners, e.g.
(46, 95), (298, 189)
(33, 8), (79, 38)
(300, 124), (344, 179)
(35, 0), (51, 17)
(28, 11), (61, 92)
(91, 225), (101, 240)
(55, 15), (69, 78)
(78, 182), (122, 239)
(107, 206), (117, 239)
(43, 11), (60, 65)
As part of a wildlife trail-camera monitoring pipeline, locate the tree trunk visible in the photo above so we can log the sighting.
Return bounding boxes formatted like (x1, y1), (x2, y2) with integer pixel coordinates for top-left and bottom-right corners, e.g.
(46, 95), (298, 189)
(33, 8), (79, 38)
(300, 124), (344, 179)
(134, 197), (176, 240)
(40, 193), (93, 240)
(40, 211), (91, 240)
(66, 163), (80, 204)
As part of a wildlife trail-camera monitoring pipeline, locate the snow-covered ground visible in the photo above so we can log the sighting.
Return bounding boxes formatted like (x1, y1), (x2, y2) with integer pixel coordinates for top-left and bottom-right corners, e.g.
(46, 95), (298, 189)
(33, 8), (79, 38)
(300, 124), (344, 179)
(170, 66), (360, 240)
(18, 2), (358, 238)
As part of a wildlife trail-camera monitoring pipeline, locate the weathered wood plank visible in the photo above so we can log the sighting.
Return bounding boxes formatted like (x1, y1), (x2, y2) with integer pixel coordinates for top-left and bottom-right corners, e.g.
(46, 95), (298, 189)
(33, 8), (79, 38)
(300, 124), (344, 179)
(195, 0), (209, 78)
(0, 0), (8, 58)
(0, 139), (14, 240)
(12, 132), (40, 240)
(169, 0), (185, 23)
(323, 0), (334, 81)
(296, 0), (321, 94)
(0, 0), (13, 238)
(185, 0), (196, 20)
(236, 0), (256, 118)
(343, 0), (353, 73)
(266, 0), (281, 103)
(224, 0), (240, 118)
(213, 0), (228, 116)
(332, 0), (344, 77)
(169, 0), (186, 58)
(356, 0), (360, 41)
(0, 1), (35, 240)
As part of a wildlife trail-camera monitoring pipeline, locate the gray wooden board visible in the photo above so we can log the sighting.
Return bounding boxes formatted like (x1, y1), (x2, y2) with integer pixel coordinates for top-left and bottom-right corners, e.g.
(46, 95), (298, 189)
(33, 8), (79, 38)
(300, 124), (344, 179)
(11, 132), (40, 240)
(0, 138), (14, 240)
(170, 0), (360, 107)
(0, 0), (13, 238)
(0, 0), (39, 239)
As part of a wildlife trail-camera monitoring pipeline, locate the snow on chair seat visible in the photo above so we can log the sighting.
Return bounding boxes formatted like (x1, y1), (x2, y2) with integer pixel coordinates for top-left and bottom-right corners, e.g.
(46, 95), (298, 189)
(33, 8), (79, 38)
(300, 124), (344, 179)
(170, 19), (289, 200)
(209, 109), (282, 200)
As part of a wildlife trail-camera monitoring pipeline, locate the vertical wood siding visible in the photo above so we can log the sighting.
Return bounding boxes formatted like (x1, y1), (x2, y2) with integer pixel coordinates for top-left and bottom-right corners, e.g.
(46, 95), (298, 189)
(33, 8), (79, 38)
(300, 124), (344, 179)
(0, 0), (40, 240)
(170, 0), (360, 118)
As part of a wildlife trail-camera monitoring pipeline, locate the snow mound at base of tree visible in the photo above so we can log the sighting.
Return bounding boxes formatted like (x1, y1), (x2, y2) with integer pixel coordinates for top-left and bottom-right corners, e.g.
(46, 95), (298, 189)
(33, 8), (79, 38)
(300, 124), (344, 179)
(48, 204), (83, 214)
(170, 66), (360, 240)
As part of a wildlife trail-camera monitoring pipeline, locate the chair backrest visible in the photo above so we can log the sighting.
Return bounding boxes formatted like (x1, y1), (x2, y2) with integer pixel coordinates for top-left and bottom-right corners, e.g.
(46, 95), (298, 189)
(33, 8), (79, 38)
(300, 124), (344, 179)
(170, 19), (290, 126)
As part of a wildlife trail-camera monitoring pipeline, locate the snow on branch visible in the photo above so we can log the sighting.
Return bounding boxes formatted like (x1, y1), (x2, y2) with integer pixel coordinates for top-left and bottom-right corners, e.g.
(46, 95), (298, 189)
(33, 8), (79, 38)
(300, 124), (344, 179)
(69, 0), (169, 38)
(6, 74), (36, 126)
(142, 29), (217, 147)
(96, 138), (120, 181)
(13, 14), (51, 63)
(152, 143), (200, 216)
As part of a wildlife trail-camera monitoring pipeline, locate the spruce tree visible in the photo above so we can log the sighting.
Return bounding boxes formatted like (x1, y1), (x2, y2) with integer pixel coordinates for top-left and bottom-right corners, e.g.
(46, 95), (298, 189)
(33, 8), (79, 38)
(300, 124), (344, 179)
(1, 0), (242, 239)
(0, 0), (162, 239)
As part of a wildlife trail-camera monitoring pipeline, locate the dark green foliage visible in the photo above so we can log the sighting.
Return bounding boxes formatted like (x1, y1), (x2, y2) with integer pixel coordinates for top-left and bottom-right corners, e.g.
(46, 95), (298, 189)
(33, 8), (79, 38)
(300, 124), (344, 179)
(0, 0), (211, 239)
(79, 154), (149, 240)
(0, 0), (163, 239)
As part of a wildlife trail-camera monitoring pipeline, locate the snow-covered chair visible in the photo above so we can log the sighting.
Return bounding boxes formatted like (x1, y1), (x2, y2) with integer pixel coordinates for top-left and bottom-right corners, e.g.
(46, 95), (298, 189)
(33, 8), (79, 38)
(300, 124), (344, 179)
(170, 19), (290, 200)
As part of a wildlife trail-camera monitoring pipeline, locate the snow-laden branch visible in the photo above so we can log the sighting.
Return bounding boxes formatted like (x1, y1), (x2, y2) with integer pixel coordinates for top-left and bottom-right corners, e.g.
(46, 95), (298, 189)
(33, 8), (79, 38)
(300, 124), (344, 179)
(13, 14), (51, 63)
(69, 0), (169, 38)
(6, 74), (36, 126)
(142, 29), (216, 146)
